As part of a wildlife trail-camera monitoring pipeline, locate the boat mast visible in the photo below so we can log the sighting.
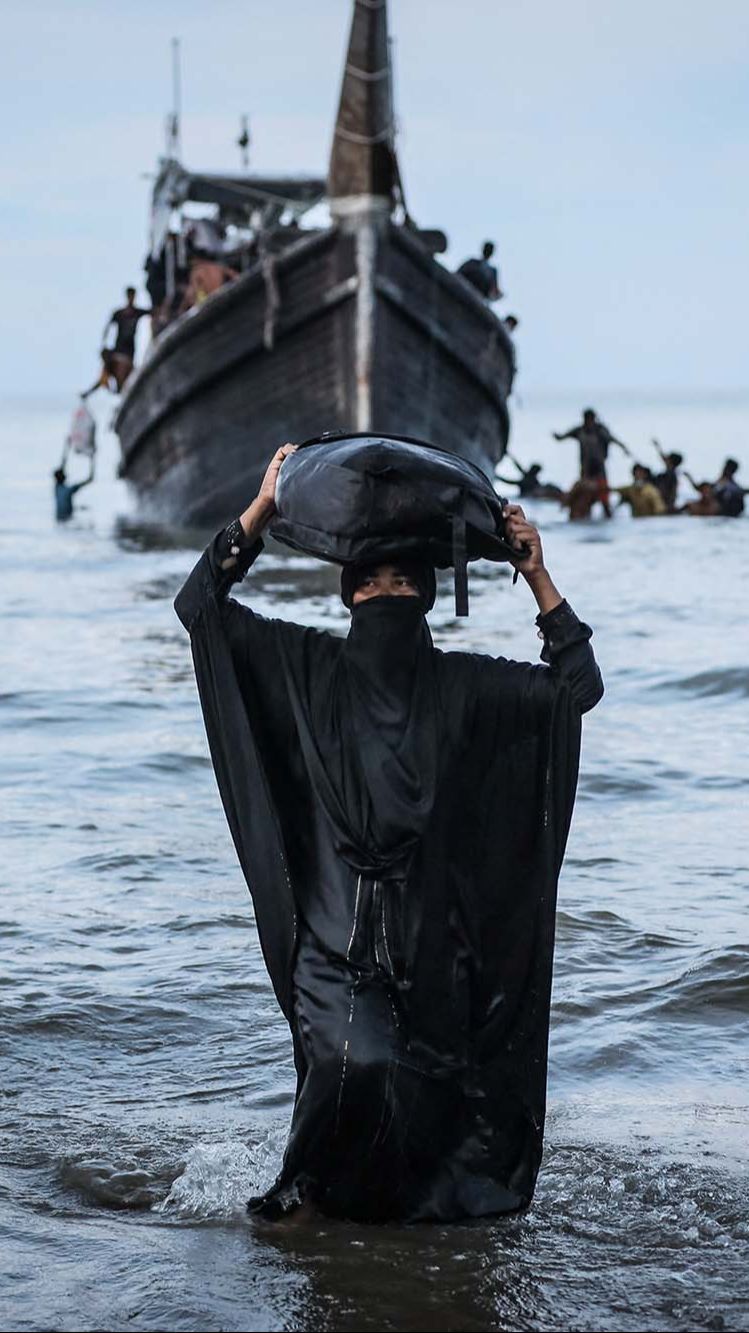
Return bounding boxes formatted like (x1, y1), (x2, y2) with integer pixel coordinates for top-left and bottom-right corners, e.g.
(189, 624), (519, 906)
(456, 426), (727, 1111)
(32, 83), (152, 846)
(161, 37), (183, 304)
(166, 37), (182, 161)
(328, 0), (400, 430)
(328, 0), (397, 217)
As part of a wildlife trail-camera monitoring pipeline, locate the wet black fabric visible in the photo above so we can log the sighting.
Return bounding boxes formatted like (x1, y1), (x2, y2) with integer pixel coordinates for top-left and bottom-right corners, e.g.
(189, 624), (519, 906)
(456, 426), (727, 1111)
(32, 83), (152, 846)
(174, 529), (603, 1223)
(279, 596), (439, 874)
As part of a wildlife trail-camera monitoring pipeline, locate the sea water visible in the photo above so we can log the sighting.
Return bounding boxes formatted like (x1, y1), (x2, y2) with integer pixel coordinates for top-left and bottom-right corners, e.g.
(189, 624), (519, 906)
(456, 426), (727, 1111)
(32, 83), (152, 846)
(1, 394), (747, 1332)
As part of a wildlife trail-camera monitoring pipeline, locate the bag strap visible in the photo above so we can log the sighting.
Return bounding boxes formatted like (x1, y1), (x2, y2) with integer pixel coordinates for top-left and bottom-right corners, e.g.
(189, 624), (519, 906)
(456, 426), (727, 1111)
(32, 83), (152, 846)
(452, 514), (469, 616)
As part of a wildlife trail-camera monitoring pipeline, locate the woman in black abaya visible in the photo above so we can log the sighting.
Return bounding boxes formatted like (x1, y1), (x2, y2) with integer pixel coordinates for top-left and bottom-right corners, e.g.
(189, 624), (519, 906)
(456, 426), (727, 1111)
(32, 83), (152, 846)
(175, 444), (603, 1222)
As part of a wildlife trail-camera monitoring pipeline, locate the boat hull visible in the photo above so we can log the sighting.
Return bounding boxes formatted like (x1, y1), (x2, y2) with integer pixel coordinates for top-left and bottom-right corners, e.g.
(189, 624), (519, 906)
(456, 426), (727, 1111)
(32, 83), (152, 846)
(115, 222), (514, 525)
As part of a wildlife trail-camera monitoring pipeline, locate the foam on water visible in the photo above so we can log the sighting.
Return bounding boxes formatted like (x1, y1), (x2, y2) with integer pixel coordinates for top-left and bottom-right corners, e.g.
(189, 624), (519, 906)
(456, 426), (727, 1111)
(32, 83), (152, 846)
(156, 1135), (283, 1220)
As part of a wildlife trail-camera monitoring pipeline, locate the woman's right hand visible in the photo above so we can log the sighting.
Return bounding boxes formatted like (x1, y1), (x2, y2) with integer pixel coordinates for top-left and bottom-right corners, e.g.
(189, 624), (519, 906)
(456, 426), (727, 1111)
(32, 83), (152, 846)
(239, 443), (298, 540)
(256, 443), (298, 515)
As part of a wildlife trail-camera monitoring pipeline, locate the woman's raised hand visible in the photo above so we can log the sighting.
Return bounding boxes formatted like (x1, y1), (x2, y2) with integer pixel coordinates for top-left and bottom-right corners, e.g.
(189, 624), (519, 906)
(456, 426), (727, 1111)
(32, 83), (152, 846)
(239, 443), (298, 540)
(257, 443), (298, 515)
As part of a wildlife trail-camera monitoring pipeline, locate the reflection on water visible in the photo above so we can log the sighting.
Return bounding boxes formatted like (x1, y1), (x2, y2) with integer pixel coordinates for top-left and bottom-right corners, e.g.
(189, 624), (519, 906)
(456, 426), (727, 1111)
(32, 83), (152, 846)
(1, 399), (748, 1332)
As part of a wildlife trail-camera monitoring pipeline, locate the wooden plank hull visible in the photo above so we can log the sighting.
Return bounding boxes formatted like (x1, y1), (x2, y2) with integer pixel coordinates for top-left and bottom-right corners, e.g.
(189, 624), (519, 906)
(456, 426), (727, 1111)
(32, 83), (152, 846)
(115, 222), (514, 526)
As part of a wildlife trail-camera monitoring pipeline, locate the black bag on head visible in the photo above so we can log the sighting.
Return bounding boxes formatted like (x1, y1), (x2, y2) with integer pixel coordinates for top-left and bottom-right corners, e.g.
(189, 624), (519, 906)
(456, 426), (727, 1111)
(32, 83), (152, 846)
(269, 433), (518, 615)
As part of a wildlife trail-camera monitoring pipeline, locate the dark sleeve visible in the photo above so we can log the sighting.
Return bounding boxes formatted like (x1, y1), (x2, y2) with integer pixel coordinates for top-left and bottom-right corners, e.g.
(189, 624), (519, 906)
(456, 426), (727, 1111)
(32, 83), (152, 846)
(174, 518), (263, 635)
(172, 518), (322, 719)
(173, 520), (298, 1018)
(468, 599), (603, 740)
(535, 599), (604, 714)
(174, 517), (284, 669)
(174, 517), (310, 761)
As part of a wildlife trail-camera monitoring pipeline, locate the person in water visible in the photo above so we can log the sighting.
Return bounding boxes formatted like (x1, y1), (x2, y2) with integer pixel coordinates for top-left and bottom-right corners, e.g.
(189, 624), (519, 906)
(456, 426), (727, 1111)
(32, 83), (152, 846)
(613, 464), (667, 517)
(53, 458), (95, 522)
(712, 458), (746, 517)
(496, 454), (563, 500)
(560, 477), (599, 522)
(175, 444), (603, 1224)
(678, 479), (721, 517)
(650, 440), (683, 512)
(553, 409), (632, 518)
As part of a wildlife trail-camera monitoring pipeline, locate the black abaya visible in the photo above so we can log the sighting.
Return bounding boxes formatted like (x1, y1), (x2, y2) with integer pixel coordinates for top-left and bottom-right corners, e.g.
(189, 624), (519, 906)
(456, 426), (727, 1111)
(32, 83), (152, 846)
(175, 526), (603, 1221)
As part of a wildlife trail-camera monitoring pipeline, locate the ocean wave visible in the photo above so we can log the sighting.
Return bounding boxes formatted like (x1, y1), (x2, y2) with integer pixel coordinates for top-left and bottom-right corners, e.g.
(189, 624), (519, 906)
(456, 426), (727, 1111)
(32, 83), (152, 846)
(645, 947), (749, 1019)
(3, 998), (196, 1040)
(554, 945), (749, 1026)
(58, 1156), (169, 1210)
(577, 771), (661, 798)
(658, 667), (749, 699)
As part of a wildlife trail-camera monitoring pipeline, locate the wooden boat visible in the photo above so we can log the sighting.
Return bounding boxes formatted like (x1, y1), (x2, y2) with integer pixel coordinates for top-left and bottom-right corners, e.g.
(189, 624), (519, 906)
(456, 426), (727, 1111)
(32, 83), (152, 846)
(115, 0), (515, 525)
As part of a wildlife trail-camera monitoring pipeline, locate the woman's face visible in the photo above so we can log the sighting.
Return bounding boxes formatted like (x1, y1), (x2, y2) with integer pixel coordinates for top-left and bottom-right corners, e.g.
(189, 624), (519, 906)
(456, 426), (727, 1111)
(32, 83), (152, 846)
(352, 564), (420, 604)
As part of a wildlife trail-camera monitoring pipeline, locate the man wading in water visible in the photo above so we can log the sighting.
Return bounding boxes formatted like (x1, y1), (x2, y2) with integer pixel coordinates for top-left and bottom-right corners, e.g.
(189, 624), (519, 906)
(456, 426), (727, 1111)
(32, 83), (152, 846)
(553, 408), (631, 519)
(175, 444), (603, 1223)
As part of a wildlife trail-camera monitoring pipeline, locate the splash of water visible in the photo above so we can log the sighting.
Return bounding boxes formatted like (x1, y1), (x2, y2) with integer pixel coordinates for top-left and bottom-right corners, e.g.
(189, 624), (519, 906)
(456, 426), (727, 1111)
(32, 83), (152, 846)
(155, 1134), (282, 1220)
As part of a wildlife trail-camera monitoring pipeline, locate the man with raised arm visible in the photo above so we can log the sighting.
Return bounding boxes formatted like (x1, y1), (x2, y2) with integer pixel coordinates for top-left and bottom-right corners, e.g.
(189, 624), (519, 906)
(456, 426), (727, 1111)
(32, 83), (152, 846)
(175, 444), (603, 1223)
(53, 456), (95, 522)
(553, 407), (632, 518)
(650, 439), (684, 512)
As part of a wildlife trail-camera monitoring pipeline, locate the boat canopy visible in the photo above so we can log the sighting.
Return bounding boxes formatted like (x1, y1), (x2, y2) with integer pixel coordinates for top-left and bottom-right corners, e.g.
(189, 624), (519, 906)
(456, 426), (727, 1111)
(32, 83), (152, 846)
(150, 159), (326, 257)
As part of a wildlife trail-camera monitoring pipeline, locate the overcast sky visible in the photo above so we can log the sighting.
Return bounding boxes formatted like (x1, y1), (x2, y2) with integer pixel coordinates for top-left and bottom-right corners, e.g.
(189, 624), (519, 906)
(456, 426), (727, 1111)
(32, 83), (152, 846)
(2, 0), (747, 397)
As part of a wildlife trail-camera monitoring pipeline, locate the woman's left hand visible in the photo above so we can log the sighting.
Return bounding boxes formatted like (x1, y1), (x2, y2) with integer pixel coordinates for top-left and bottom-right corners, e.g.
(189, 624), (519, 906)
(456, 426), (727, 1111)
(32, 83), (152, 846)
(503, 504), (546, 579)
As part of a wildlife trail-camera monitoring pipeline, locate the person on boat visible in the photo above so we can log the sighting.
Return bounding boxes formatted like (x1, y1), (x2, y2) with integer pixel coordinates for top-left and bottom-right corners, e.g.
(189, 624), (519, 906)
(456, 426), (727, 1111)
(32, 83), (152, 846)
(504, 314), (520, 334)
(613, 464), (667, 517)
(145, 251), (168, 333)
(678, 479), (721, 516)
(180, 258), (239, 313)
(53, 457), (95, 522)
(457, 241), (502, 301)
(174, 443), (603, 1224)
(650, 440), (683, 512)
(552, 409), (632, 519)
(82, 287), (150, 396)
(496, 454), (563, 500)
(713, 458), (746, 517)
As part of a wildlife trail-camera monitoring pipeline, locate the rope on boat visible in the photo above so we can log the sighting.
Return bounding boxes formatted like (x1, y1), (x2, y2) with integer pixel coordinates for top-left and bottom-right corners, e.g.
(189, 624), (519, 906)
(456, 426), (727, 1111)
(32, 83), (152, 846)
(334, 122), (394, 145)
(345, 63), (389, 82)
(258, 230), (280, 352)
